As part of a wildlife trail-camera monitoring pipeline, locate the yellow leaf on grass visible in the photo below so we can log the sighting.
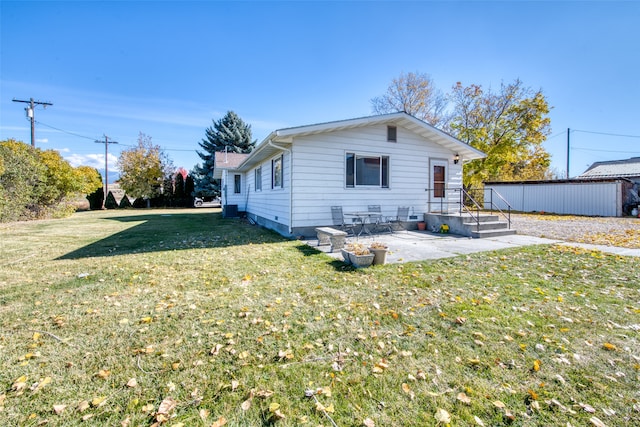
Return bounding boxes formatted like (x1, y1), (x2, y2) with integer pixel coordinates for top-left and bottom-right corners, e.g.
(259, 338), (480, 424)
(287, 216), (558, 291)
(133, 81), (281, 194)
(97, 369), (111, 379)
(211, 417), (228, 427)
(32, 376), (51, 393)
(603, 342), (617, 351)
(91, 396), (107, 407)
(532, 359), (541, 372)
(140, 316), (152, 324)
(268, 402), (280, 413)
(12, 375), (28, 391)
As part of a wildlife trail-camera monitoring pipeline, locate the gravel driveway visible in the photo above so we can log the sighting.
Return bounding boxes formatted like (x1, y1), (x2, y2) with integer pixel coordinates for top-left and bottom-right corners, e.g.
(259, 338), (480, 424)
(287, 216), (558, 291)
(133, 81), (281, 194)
(510, 213), (640, 249)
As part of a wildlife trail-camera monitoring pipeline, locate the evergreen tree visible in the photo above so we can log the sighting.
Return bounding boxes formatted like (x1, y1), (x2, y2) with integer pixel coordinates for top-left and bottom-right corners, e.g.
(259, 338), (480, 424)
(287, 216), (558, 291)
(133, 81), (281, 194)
(194, 111), (256, 197)
(104, 191), (118, 209)
(119, 195), (132, 208)
(86, 186), (104, 210)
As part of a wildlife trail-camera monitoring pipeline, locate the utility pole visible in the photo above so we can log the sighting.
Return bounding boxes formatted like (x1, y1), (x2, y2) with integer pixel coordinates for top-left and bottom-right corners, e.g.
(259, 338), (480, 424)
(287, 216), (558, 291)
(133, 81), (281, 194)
(566, 128), (570, 179)
(12, 97), (53, 148)
(95, 135), (119, 206)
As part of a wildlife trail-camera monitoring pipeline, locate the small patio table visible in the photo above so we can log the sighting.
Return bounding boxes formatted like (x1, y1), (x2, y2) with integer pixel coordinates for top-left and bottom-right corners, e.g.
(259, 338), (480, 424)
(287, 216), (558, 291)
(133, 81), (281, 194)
(344, 211), (380, 237)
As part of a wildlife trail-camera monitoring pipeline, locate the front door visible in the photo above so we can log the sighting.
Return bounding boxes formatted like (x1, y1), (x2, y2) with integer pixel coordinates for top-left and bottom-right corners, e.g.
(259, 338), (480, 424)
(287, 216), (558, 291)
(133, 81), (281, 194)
(429, 159), (448, 212)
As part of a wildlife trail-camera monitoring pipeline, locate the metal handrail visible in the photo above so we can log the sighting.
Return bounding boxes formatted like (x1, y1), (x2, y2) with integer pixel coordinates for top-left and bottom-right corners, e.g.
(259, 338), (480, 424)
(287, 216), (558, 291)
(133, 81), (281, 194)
(425, 187), (512, 232)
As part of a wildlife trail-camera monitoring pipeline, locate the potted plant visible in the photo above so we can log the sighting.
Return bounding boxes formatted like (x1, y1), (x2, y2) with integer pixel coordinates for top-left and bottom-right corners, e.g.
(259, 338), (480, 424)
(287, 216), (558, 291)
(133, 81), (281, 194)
(439, 224), (450, 234)
(368, 241), (389, 265)
(342, 243), (375, 268)
(417, 221), (426, 231)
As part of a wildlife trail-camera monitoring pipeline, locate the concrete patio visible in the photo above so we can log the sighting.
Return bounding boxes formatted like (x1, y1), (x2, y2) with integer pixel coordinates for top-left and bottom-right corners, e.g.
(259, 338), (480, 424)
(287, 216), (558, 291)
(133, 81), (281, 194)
(304, 229), (640, 264)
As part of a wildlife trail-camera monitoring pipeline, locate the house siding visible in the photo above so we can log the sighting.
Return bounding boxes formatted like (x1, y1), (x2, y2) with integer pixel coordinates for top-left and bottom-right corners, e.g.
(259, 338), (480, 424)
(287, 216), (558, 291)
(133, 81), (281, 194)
(244, 152), (291, 231)
(290, 124), (461, 231)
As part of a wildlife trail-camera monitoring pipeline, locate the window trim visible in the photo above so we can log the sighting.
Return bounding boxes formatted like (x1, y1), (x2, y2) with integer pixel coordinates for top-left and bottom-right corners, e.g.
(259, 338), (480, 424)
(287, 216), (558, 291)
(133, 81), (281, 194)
(254, 166), (262, 192)
(272, 154), (283, 189)
(233, 174), (241, 194)
(387, 125), (397, 142)
(346, 152), (390, 189)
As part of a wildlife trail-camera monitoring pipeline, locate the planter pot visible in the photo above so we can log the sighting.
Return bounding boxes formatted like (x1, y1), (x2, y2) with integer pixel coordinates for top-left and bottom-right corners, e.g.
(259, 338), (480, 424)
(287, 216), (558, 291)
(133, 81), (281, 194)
(368, 247), (388, 265)
(341, 249), (352, 265)
(417, 222), (426, 231)
(343, 251), (374, 268)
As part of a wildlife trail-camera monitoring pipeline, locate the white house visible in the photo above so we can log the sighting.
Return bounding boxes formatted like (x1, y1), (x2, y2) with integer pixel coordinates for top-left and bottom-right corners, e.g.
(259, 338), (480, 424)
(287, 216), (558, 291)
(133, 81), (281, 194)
(215, 112), (486, 237)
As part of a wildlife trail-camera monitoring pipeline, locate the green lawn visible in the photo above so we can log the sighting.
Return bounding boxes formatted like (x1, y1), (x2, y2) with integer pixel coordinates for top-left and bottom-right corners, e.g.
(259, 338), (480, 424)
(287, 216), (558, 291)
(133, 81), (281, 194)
(0, 209), (638, 426)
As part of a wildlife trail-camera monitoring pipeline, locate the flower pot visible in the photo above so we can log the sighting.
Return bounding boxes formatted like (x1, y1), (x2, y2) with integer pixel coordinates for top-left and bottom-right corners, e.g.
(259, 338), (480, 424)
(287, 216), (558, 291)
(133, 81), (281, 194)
(417, 222), (426, 231)
(341, 249), (352, 265)
(368, 247), (388, 265)
(348, 252), (375, 268)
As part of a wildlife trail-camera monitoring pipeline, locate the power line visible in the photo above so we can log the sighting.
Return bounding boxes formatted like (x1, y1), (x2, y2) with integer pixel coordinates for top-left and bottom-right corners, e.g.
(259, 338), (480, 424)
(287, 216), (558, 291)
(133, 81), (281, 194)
(35, 121), (197, 152)
(12, 97), (53, 147)
(572, 129), (640, 138)
(35, 120), (96, 141)
(571, 146), (640, 154)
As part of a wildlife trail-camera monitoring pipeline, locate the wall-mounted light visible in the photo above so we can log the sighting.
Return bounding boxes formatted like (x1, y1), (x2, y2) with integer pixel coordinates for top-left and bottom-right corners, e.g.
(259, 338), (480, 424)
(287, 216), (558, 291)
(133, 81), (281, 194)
(453, 153), (460, 164)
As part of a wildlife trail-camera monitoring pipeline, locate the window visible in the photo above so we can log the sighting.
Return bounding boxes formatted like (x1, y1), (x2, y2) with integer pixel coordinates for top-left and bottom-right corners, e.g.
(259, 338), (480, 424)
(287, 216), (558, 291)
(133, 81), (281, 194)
(272, 155), (283, 189)
(433, 165), (445, 198)
(346, 153), (389, 188)
(234, 174), (241, 194)
(255, 166), (262, 191)
(387, 125), (397, 142)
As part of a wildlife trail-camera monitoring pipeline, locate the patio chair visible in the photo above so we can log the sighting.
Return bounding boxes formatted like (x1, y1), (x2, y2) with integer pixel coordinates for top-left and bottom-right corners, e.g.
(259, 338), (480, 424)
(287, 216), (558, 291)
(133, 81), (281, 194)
(368, 205), (393, 234)
(331, 206), (357, 235)
(390, 206), (410, 231)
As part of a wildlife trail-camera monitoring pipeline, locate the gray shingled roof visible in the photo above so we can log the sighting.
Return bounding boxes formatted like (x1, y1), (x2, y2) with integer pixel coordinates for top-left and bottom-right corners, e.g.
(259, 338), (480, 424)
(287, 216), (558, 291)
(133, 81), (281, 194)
(578, 157), (640, 179)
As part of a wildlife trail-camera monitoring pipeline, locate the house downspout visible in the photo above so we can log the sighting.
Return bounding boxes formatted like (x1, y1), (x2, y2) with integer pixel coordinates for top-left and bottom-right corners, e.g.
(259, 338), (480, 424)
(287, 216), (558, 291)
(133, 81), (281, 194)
(267, 140), (293, 235)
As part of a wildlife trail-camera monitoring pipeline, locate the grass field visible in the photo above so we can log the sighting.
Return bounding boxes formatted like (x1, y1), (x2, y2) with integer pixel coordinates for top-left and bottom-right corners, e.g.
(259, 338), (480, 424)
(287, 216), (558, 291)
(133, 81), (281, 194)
(0, 209), (639, 426)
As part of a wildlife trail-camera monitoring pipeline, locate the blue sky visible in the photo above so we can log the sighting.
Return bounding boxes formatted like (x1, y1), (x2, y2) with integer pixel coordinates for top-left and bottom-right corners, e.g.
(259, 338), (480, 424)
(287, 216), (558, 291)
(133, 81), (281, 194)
(1, 0), (639, 179)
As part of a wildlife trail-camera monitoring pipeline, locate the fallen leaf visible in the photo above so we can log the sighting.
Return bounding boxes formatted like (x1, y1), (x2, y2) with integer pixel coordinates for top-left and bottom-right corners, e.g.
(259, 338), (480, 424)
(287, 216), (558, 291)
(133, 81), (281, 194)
(91, 396), (106, 407)
(474, 415), (485, 426)
(241, 398), (252, 411)
(457, 392), (471, 404)
(435, 408), (451, 424)
(493, 400), (506, 409)
(157, 396), (177, 417)
(602, 342), (617, 351)
(211, 417), (227, 427)
(31, 376), (52, 393)
(53, 404), (67, 415)
(126, 378), (138, 388)
(97, 369), (111, 379)
(532, 359), (541, 372)
(268, 402), (280, 413)
(199, 408), (209, 420)
(363, 418), (376, 427)
(77, 400), (90, 412)
(590, 416), (607, 427)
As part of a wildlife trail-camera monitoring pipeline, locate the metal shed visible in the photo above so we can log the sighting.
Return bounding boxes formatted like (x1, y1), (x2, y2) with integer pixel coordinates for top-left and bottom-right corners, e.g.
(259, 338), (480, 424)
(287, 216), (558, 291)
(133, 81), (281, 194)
(485, 178), (634, 217)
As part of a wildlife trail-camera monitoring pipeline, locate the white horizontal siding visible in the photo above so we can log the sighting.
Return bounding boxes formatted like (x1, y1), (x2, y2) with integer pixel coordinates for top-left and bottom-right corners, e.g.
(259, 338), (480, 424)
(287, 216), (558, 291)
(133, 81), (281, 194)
(486, 182), (622, 217)
(290, 124), (461, 228)
(245, 152), (291, 228)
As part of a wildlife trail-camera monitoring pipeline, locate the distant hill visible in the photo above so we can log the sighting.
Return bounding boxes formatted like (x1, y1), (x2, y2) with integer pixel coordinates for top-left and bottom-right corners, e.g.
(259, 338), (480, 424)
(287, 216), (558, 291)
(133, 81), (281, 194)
(97, 169), (120, 184)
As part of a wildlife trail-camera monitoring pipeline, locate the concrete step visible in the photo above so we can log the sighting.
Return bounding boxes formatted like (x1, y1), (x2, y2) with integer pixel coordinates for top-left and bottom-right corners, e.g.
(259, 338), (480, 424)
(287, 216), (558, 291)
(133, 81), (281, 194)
(471, 228), (518, 238)
(463, 220), (512, 231)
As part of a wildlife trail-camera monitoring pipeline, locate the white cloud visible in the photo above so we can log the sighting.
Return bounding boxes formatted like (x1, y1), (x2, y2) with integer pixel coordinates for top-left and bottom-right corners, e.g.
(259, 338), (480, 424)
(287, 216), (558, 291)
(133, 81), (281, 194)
(65, 153), (119, 171)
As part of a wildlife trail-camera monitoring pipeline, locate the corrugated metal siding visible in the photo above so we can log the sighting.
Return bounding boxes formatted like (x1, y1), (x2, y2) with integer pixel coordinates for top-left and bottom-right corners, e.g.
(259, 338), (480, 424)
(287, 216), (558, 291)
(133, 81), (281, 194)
(486, 182), (622, 217)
